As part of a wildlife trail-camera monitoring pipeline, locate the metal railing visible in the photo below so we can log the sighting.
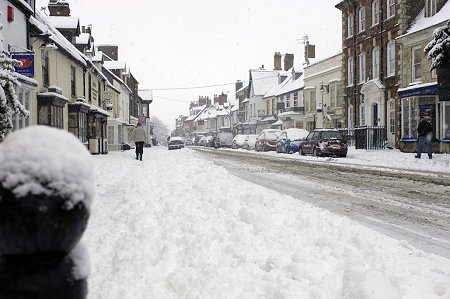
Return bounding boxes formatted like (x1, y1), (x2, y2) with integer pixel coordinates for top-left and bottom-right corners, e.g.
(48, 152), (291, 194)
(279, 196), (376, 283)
(336, 126), (387, 150)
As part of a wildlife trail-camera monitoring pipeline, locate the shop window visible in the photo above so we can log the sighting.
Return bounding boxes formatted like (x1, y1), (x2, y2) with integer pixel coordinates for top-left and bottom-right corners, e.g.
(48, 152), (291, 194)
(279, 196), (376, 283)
(68, 105), (88, 143)
(12, 87), (31, 131)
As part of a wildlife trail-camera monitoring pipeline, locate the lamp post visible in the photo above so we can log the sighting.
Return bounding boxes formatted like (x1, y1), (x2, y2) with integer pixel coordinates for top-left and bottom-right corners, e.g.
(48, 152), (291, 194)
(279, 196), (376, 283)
(318, 81), (328, 128)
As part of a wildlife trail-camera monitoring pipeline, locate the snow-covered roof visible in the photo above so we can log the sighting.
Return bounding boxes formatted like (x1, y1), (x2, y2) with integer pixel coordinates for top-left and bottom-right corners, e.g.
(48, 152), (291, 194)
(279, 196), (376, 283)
(103, 60), (127, 70)
(76, 33), (91, 45)
(29, 11), (87, 66)
(236, 84), (248, 93)
(37, 91), (69, 102)
(403, 2), (450, 37)
(398, 81), (437, 92)
(242, 98), (249, 103)
(250, 69), (279, 96)
(264, 74), (291, 98)
(15, 0), (33, 14)
(277, 73), (305, 96)
(47, 16), (80, 30)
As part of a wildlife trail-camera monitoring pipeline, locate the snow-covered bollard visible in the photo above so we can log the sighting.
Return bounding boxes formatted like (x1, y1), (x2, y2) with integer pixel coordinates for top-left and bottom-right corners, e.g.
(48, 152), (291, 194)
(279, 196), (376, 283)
(0, 126), (95, 298)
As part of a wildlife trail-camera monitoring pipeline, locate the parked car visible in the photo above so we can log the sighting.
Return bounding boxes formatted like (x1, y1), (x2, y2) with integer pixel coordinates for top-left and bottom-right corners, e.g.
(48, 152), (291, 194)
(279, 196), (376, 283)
(184, 138), (193, 146)
(205, 136), (215, 147)
(276, 128), (309, 154)
(299, 129), (348, 157)
(242, 134), (258, 150)
(255, 129), (282, 152)
(215, 132), (233, 148)
(198, 136), (208, 146)
(232, 134), (247, 149)
(168, 136), (185, 150)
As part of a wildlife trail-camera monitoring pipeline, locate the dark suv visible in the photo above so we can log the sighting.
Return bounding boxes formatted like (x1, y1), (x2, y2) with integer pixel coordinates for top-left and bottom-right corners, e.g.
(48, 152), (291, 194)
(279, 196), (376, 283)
(299, 129), (347, 157)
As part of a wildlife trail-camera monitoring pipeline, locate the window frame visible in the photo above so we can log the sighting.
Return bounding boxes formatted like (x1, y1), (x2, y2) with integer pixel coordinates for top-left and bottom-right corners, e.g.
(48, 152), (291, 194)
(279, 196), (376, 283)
(71, 66), (76, 97)
(387, 0), (395, 19)
(347, 14), (354, 38)
(41, 50), (49, 87)
(386, 41), (396, 77)
(347, 56), (354, 86)
(372, 0), (380, 26)
(412, 45), (422, 82)
(372, 47), (380, 79)
(358, 52), (366, 83)
(358, 7), (365, 32)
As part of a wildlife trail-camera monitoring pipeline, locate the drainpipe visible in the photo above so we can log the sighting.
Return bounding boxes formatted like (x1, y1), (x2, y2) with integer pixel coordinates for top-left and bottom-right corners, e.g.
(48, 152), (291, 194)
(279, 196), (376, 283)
(352, 0), (358, 128)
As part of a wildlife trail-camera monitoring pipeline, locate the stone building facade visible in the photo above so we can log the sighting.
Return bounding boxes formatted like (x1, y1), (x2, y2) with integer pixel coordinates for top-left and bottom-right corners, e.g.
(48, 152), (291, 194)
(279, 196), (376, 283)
(335, 0), (423, 148)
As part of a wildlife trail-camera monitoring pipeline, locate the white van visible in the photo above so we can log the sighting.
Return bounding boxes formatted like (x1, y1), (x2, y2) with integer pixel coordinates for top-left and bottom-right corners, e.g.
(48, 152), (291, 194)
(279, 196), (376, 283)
(215, 132), (233, 148)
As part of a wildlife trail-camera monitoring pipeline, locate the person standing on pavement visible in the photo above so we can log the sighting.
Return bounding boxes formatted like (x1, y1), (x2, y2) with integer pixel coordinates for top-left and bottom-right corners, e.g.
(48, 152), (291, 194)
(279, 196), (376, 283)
(415, 117), (433, 159)
(133, 123), (147, 161)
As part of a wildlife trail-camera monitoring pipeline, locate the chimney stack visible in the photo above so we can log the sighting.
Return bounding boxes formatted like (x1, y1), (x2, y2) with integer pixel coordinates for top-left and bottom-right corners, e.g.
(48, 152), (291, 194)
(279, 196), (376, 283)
(274, 52), (282, 70)
(284, 53), (294, 71)
(48, 0), (71, 16)
(97, 45), (119, 61)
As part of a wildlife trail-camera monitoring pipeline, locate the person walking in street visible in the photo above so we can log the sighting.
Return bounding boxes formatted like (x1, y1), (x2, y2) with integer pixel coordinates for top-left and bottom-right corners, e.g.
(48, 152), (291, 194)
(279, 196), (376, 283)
(133, 123), (147, 161)
(415, 117), (433, 159)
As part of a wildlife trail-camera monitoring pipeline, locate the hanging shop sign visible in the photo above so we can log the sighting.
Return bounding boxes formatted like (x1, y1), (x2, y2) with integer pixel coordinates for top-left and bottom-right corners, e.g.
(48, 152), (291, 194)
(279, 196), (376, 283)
(12, 54), (34, 77)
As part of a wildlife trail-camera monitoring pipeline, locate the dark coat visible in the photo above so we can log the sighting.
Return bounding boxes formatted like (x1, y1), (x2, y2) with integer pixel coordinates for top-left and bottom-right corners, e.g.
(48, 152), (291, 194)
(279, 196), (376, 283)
(417, 119), (432, 137)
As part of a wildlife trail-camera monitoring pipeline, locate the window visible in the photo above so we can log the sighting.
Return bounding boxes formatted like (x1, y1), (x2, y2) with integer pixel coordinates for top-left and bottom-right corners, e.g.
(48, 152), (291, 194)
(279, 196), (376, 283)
(38, 98), (65, 129)
(348, 105), (354, 128)
(372, 0), (380, 26)
(88, 74), (92, 102)
(389, 100), (395, 134)
(387, 41), (395, 77)
(68, 104), (88, 143)
(310, 90), (316, 112)
(347, 14), (354, 37)
(426, 0), (437, 17)
(11, 87), (31, 131)
(42, 51), (49, 86)
(387, 0), (395, 19)
(266, 99), (271, 115)
(431, 58), (437, 79)
(358, 7), (365, 32)
(71, 66), (76, 97)
(293, 92), (298, 107)
(305, 91), (310, 112)
(359, 52), (366, 83)
(337, 85), (344, 108)
(372, 47), (380, 79)
(445, 102), (450, 139)
(348, 56), (354, 86)
(285, 95), (290, 108)
(360, 104), (366, 126)
(412, 46), (422, 81)
(330, 85), (337, 108)
(402, 98), (418, 138)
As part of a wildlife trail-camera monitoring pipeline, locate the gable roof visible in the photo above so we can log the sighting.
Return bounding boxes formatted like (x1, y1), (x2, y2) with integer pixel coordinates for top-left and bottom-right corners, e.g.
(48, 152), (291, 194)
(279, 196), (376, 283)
(249, 69), (280, 96)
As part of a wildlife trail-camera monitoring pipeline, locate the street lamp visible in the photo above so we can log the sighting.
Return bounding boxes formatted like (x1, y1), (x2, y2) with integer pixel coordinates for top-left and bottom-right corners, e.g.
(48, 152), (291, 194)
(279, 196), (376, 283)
(318, 81), (329, 128)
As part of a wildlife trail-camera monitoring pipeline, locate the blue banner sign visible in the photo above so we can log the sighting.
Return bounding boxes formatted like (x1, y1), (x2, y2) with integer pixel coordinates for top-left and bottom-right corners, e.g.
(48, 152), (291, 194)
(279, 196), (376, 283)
(12, 54), (34, 77)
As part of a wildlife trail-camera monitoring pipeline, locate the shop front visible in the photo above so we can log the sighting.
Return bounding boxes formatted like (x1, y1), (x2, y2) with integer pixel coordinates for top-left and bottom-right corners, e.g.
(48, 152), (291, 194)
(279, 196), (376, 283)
(398, 83), (444, 153)
(87, 108), (109, 155)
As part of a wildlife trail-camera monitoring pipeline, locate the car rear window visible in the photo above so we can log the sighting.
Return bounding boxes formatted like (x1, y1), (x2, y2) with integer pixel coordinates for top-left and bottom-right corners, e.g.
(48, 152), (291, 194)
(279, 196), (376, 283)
(321, 131), (343, 139)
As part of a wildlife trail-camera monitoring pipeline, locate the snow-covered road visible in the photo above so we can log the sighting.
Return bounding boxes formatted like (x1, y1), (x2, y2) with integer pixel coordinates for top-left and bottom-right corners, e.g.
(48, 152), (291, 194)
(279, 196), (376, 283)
(84, 146), (450, 298)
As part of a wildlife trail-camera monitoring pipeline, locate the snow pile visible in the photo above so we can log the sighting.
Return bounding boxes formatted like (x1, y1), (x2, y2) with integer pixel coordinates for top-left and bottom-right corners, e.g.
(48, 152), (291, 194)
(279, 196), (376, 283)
(86, 147), (450, 298)
(0, 126), (94, 210)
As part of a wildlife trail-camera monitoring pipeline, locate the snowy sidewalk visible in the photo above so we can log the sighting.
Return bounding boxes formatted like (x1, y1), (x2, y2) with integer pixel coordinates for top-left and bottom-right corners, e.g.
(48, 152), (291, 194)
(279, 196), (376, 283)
(225, 146), (450, 175)
(84, 147), (450, 298)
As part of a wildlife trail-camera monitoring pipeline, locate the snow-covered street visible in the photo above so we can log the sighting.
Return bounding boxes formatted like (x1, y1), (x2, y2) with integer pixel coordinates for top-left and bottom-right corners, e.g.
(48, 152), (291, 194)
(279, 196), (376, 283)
(85, 146), (450, 298)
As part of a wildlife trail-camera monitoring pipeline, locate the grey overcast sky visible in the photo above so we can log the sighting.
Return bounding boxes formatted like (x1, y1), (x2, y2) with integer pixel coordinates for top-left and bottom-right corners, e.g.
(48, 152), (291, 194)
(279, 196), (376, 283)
(36, 0), (342, 130)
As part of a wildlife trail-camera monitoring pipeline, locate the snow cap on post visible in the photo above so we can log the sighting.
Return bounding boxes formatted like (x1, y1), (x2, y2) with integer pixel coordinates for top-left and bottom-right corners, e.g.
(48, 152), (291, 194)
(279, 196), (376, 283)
(0, 126), (94, 210)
